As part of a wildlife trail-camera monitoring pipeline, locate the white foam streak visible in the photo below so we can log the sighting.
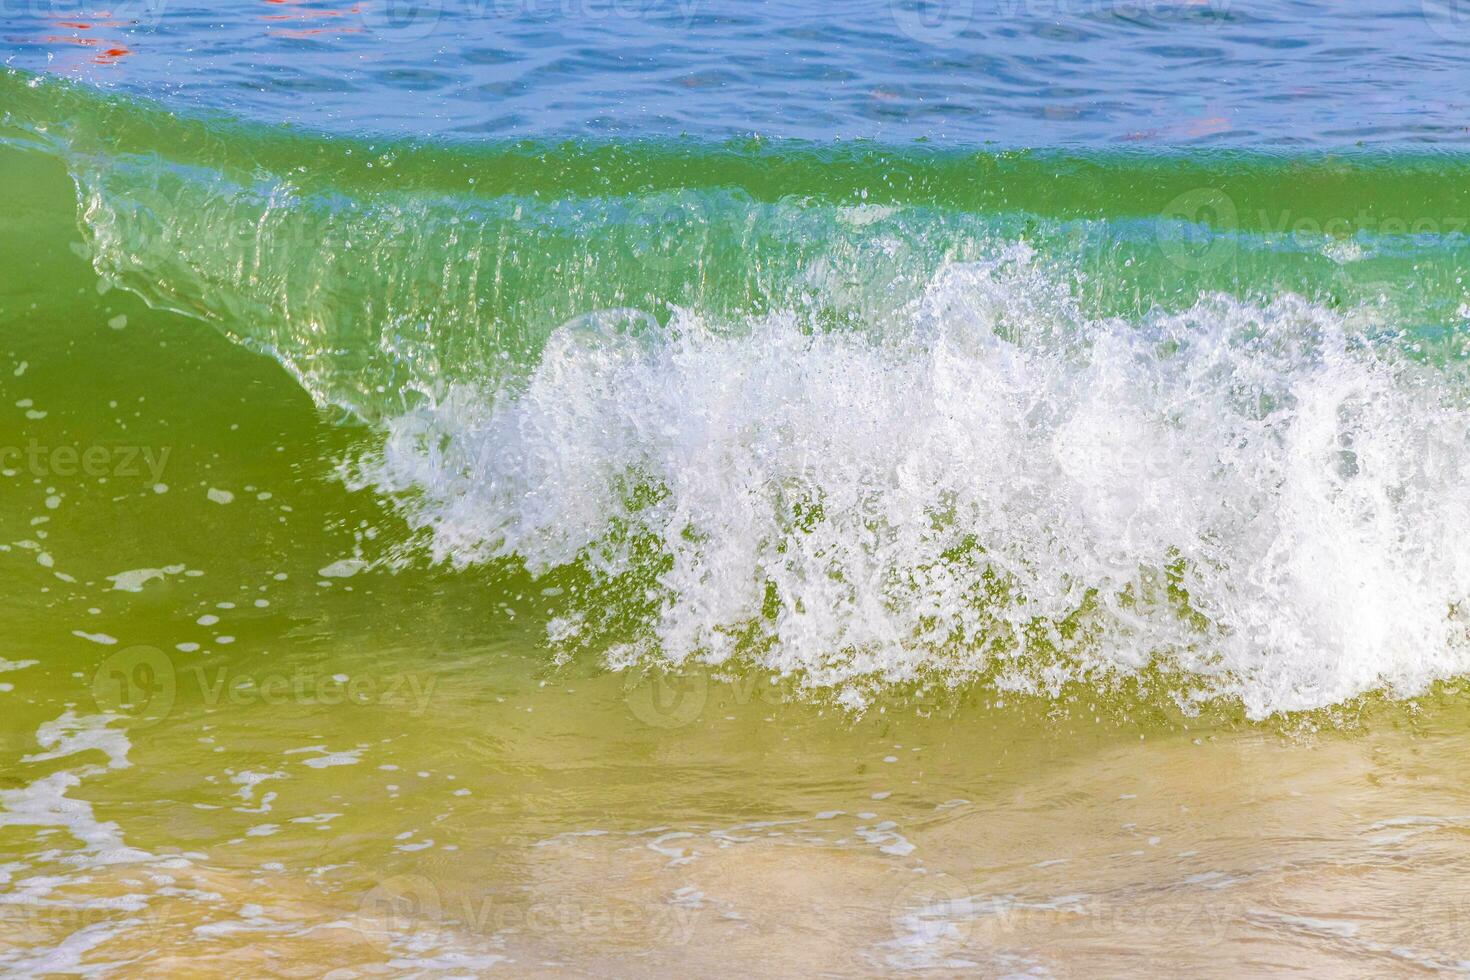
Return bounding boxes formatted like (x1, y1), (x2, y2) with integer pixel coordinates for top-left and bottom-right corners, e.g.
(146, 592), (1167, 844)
(363, 247), (1470, 717)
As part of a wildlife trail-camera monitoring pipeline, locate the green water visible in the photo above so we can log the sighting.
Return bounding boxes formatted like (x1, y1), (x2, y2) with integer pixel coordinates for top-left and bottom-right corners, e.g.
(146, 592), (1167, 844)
(5, 70), (1470, 975)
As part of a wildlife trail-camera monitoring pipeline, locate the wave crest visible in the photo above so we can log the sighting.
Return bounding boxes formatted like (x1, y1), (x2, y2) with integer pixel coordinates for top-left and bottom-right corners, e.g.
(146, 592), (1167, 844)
(358, 247), (1470, 717)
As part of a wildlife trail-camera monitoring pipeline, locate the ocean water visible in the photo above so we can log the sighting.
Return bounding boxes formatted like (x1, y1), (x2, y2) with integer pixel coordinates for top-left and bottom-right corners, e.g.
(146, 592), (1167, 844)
(4, 4), (1470, 976)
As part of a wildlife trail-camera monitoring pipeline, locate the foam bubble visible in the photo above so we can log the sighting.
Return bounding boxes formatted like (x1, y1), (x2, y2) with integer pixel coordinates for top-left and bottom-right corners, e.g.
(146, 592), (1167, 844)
(358, 248), (1470, 717)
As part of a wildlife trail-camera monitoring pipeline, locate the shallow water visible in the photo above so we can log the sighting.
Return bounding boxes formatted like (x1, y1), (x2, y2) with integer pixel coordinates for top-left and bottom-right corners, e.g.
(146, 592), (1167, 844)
(4, 3), (1470, 975)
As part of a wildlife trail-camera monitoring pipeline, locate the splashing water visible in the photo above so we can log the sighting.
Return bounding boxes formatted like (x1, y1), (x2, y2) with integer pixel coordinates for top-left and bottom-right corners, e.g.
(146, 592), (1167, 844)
(357, 247), (1470, 717)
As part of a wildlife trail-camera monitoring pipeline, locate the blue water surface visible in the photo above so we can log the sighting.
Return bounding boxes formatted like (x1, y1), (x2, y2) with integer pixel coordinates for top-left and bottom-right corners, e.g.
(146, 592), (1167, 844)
(2, 0), (1468, 145)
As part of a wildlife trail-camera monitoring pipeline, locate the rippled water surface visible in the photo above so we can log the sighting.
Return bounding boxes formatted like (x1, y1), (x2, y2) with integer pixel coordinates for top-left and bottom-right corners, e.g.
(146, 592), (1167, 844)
(3, 0), (1470, 144)
(5, 1), (1470, 976)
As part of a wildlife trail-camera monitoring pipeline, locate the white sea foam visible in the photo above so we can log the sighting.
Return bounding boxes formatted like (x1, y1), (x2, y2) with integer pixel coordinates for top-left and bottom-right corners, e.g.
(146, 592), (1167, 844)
(360, 246), (1470, 717)
(2, 712), (150, 863)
